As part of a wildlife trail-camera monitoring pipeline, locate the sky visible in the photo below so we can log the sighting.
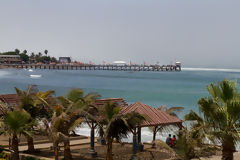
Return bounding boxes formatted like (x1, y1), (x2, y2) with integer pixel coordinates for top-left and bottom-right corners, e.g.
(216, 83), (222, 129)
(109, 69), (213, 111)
(0, 0), (240, 68)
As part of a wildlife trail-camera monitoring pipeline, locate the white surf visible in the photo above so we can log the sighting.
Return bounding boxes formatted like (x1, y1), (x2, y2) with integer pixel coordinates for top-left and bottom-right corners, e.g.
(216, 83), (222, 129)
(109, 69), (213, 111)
(30, 74), (42, 78)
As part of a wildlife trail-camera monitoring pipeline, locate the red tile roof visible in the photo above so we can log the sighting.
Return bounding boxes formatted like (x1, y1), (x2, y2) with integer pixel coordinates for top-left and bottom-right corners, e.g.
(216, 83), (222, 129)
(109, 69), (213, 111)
(0, 103), (6, 116)
(0, 94), (18, 106)
(0, 94), (18, 116)
(120, 102), (182, 127)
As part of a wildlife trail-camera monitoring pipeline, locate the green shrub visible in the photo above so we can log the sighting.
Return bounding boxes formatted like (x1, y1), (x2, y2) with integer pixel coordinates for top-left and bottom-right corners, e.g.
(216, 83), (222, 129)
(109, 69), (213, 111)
(176, 128), (196, 160)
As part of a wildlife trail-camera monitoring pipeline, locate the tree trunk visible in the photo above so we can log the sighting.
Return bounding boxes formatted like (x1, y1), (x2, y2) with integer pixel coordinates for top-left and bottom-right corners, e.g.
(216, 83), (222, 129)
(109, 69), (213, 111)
(54, 142), (59, 160)
(27, 135), (35, 153)
(153, 131), (156, 141)
(11, 133), (19, 160)
(152, 126), (157, 142)
(152, 127), (157, 148)
(222, 139), (234, 160)
(106, 138), (113, 160)
(64, 138), (72, 160)
(9, 137), (11, 150)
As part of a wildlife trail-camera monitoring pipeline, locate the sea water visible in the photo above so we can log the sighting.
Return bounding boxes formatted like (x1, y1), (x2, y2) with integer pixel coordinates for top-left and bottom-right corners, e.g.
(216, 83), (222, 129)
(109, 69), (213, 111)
(0, 68), (240, 142)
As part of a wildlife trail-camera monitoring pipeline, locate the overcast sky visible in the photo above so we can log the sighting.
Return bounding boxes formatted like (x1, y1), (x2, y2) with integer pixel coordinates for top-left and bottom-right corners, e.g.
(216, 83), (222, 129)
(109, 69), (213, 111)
(1, 0), (240, 68)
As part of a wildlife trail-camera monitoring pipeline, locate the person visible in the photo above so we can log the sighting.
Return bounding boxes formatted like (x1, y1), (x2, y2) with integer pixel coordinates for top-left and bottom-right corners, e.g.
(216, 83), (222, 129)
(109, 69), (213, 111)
(165, 134), (171, 145)
(170, 135), (176, 147)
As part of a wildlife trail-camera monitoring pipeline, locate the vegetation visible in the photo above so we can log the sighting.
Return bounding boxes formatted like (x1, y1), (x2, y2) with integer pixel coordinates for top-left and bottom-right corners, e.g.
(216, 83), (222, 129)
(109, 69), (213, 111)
(56, 88), (99, 160)
(185, 79), (240, 160)
(2, 110), (31, 160)
(0, 145), (11, 159)
(15, 86), (55, 153)
(0, 49), (57, 63)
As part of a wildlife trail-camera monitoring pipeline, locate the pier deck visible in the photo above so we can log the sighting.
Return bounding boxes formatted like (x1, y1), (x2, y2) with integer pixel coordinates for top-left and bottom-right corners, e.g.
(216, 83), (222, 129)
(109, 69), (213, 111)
(2, 64), (181, 72)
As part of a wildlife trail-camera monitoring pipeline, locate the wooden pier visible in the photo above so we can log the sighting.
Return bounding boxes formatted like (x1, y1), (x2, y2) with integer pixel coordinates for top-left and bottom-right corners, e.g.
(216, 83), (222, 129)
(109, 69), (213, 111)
(2, 64), (181, 72)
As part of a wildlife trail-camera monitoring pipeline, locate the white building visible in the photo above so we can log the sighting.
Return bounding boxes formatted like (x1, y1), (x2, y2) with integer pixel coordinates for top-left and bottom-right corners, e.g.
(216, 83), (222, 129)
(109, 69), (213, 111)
(112, 61), (127, 66)
(0, 55), (21, 64)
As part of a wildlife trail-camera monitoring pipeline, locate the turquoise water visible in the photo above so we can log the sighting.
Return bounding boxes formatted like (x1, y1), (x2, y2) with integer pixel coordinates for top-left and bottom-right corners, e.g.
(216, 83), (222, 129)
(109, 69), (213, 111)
(1, 68), (240, 117)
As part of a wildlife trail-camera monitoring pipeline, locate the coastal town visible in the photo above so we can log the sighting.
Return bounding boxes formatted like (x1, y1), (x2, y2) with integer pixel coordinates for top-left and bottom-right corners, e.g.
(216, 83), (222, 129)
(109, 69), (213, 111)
(0, 49), (181, 71)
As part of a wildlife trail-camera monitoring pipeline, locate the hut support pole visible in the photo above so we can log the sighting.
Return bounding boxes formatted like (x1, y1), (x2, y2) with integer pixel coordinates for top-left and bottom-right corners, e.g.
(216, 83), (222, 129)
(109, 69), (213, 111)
(131, 128), (139, 160)
(137, 127), (144, 151)
(137, 127), (141, 143)
(88, 122), (97, 157)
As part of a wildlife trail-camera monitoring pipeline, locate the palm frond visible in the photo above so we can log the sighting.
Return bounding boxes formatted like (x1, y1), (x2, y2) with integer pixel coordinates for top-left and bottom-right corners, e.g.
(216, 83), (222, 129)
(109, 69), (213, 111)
(4, 110), (31, 135)
(69, 118), (84, 131)
(66, 88), (84, 103)
(84, 93), (100, 103)
(184, 110), (204, 123)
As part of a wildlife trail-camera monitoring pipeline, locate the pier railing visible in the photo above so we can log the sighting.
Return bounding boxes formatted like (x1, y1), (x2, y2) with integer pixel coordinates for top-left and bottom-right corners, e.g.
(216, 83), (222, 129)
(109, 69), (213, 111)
(2, 64), (181, 71)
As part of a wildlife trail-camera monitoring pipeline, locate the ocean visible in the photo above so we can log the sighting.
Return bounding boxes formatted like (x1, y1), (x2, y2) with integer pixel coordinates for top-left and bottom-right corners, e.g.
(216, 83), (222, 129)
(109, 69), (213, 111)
(1, 67), (239, 142)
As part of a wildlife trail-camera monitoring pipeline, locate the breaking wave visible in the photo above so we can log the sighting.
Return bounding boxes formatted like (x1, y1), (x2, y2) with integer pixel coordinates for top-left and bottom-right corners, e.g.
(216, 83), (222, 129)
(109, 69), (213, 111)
(75, 124), (178, 143)
(182, 67), (240, 72)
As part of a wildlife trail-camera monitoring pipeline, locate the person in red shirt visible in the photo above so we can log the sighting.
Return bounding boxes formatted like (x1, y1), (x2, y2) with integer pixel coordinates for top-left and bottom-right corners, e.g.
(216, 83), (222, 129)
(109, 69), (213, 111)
(170, 135), (176, 147)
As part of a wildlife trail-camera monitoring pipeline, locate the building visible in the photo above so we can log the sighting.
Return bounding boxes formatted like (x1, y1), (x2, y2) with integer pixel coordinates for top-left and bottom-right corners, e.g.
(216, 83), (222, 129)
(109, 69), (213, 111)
(59, 57), (71, 64)
(175, 61), (181, 67)
(112, 60), (127, 66)
(0, 55), (21, 64)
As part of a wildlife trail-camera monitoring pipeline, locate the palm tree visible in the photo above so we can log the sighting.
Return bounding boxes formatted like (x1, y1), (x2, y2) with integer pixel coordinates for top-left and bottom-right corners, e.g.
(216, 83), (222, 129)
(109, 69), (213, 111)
(30, 52), (35, 63)
(23, 50), (27, 54)
(30, 52), (35, 57)
(38, 52), (42, 57)
(14, 49), (20, 54)
(185, 79), (240, 160)
(49, 105), (68, 160)
(40, 104), (68, 160)
(15, 86), (55, 153)
(101, 102), (145, 160)
(44, 50), (48, 56)
(56, 88), (100, 160)
(175, 127), (198, 160)
(184, 110), (207, 145)
(3, 110), (31, 160)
